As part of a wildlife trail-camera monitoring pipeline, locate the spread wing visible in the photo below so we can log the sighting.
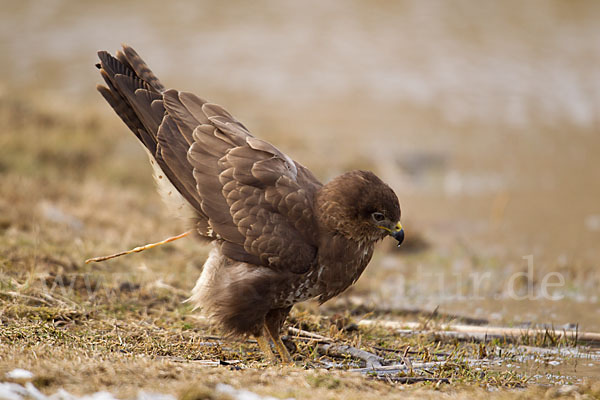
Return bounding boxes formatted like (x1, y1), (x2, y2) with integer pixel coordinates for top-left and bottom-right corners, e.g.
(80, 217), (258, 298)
(96, 45), (322, 273)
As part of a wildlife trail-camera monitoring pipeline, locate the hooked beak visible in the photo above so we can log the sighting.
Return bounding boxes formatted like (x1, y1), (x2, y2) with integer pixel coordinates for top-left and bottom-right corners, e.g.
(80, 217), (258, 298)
(378, 222), (405, 247)
(391, 222), (404, 247)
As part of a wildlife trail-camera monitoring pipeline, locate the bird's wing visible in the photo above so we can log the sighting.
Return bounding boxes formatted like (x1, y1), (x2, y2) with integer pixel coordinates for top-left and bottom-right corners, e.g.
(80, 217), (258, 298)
(163, 89), (321, 273)
(96, 46), (321, 273)
(96, 48), (205, 220)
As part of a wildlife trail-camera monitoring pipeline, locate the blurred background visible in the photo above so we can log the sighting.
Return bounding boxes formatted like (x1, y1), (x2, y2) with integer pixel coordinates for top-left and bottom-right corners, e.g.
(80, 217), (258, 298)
(1, 0), (599, 329)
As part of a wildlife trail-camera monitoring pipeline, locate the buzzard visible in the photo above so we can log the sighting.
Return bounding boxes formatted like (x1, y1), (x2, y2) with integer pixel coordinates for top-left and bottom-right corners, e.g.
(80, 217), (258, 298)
(96, 45), (404, 363)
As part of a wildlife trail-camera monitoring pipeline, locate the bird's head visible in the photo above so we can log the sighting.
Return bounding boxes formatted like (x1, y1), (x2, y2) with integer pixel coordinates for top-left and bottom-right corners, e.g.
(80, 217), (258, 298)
(316, 170), (404, 246)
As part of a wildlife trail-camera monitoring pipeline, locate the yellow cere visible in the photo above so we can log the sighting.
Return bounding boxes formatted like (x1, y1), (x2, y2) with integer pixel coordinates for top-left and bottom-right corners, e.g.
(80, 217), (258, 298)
(377, 223), (402, 233)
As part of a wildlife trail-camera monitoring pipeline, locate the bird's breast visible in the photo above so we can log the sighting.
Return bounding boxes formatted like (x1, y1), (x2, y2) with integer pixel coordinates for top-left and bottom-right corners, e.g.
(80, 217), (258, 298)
(276, 238), (375, 307)
(279, 269), (320, 306)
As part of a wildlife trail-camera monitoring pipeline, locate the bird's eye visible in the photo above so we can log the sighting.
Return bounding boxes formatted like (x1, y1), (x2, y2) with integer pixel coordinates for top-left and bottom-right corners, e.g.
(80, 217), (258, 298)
(372, 212), (385, 222)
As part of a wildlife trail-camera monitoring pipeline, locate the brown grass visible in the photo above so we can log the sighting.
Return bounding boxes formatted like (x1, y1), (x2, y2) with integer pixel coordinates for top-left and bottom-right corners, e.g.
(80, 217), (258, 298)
(2, 2), (600, 392)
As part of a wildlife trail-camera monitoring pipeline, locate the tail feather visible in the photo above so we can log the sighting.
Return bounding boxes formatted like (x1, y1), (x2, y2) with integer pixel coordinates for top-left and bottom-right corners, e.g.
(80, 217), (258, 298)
(121, 45), (165, 93)
(96, 84), (149, 147)
(96, 44), (204, 216)
(113, 73), (163, 134)
(96, 51), (160, 152)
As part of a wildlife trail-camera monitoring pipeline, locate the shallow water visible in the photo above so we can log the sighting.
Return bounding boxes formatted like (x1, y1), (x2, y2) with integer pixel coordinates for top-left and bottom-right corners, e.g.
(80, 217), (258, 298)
(490, 345), (600, 385)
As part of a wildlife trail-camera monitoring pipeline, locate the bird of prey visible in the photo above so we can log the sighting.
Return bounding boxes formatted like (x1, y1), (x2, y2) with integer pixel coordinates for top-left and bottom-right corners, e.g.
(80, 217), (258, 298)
(96, 45), (404, 363)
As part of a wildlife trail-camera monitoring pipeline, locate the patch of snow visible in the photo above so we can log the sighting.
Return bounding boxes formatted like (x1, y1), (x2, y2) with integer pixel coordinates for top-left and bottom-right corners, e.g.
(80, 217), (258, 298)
(0, 382), (177, 400)
(0, 382), (28, 400)
(0, 379), (285, 400)
(216, 383), (294, 400)
(5, 370), (33, 380)
(136, 392), (176, 400)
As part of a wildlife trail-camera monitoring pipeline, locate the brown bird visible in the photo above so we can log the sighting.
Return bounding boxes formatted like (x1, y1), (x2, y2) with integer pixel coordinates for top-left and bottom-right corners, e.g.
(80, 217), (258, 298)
(96, 45), (404, 363)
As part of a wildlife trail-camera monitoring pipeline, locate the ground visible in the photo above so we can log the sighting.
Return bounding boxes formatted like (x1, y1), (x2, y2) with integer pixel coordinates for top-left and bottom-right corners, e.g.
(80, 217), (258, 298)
(1, 1), (600, 398)
(1, 89), (599, 400)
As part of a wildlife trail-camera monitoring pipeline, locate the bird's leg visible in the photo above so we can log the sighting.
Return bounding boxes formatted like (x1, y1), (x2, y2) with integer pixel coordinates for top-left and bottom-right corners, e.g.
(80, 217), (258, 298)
(255, 332), (276, 363)
(264, 322), (292, 364)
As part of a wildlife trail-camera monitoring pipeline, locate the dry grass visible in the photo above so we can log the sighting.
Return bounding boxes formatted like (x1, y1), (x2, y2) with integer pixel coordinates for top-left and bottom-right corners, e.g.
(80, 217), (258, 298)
(0, 97), (598, 400)
(2, 1), (600, 392)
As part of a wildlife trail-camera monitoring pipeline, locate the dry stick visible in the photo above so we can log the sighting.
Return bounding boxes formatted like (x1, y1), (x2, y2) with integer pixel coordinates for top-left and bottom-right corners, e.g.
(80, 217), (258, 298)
(290, 334), (390, 368)
(287, 327), (390, 368)
(1, 291), (53, 306)
(358, 319), (600, 343)
(287, 327), (431, 371)
(399, 346), (413, 371)
(374, 376), (450, 384)
(370, 344), (450, 358)
(287, 327), (333, 342)
(351, 360), (449, 373)
(319, 343), (385, 368)
(85, 231), (192, 264)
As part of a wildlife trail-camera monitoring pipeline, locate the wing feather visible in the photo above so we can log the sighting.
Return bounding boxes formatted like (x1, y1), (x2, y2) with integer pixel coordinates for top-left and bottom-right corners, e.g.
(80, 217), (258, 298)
(187, 103), (322, 272)
(163, 89), (204, 142)
(97, 47), (208, 227)
(98, 45), (324, 273)
(155, 116), (203, 210)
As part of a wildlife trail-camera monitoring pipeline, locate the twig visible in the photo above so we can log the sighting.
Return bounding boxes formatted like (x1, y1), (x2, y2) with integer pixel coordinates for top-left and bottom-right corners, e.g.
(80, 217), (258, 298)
(359, 319), (600, 344)
(332, 304), (489, 326)
(373, 376), (450, 384)
(287, 327), (428, 370)
(287, 327), (333, 342)
(351, 360), (447, 373)
(399, 346), (413, 371)
(288, 327), (389, 368)
(371, 345), (450, 358)
(85, 230), (192, 264)
(199, 335), (225, 341)
(0, 291), (53, 306)
(319, 343), (384, 368)
(394, 329), (501, 342)
(39, 291), (81, 309)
